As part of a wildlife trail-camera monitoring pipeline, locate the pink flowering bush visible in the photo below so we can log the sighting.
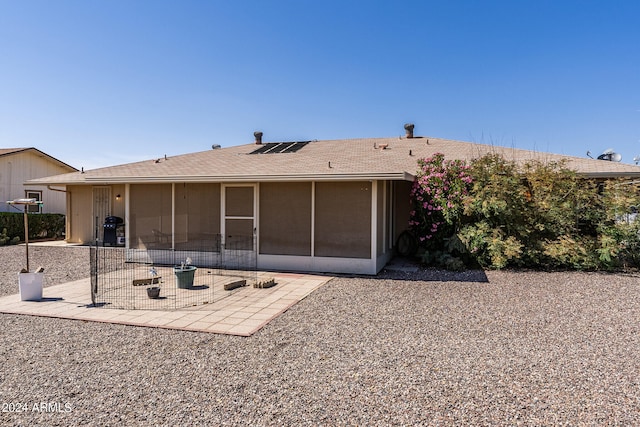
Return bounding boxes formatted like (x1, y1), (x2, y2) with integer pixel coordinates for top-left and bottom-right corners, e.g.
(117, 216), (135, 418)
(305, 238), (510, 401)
(409, 153), (472, 250)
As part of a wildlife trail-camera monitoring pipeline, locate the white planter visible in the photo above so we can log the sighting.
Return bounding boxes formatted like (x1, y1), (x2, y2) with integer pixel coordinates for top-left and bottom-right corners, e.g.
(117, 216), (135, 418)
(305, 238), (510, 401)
(18, 272), (44, 301)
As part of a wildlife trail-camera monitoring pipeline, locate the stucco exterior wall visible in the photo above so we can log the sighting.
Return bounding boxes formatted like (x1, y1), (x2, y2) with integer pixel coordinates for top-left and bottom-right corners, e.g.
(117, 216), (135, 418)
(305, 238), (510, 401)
(65, 184), (125, 243)
(110, 184), (126, 221)
(66, 185), (93, 243)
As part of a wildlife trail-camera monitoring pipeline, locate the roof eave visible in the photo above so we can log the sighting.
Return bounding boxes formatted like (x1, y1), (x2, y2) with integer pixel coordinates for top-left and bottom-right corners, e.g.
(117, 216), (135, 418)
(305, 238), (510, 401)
(579, 171), (640, 179)
(31, 172), (415, 185)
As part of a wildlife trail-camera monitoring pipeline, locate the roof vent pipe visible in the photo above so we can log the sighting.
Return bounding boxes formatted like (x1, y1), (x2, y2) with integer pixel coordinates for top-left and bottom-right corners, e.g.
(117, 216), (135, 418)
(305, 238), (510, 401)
(404, 123), (415, 139)
(254, 131), (263, 145)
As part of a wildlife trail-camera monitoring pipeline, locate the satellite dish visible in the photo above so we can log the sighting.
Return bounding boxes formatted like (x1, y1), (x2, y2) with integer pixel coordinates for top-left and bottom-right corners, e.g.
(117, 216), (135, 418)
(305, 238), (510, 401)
(597, 149), (622, 162)
(633, 155), (640, 165)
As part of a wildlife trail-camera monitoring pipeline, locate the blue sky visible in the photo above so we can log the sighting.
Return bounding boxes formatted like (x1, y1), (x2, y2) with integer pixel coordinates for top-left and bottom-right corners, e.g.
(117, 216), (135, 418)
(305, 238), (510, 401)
(1, 1), (639, 170)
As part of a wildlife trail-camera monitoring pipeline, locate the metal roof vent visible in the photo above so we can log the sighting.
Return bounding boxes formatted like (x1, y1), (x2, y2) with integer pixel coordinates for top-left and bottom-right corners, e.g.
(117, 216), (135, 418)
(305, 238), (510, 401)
(254, 131), (263, 145)
(404, 123), (415, 139)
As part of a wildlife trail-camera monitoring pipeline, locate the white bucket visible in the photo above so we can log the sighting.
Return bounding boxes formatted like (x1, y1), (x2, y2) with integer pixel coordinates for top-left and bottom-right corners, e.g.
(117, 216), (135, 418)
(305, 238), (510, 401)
(18, 272), (44, 301)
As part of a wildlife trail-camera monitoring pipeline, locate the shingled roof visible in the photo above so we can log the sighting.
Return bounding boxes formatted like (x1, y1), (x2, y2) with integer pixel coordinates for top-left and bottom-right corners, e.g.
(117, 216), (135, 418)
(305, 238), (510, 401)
(26, 136), (640, 185)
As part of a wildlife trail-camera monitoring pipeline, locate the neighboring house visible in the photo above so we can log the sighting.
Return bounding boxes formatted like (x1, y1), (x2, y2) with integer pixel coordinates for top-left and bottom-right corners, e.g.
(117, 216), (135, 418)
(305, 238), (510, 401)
(0, 148), (77, 214)
(26, 126), (640, 274)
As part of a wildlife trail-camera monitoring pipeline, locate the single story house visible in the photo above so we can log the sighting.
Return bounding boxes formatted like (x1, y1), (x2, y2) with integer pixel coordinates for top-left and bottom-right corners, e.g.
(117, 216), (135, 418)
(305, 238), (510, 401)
(27, 125), (640, 274)
(1, 147), (77, 214)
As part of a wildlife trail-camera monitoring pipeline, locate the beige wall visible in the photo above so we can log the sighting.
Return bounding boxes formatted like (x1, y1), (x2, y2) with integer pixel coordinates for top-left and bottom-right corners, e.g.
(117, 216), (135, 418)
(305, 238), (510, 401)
(130, 184), (172, 249)
(110, 185), (126, 220)
(175, 183), (221, 249)
(130, 183), (221, 249)
(260, 180), (391, 261)
(66, 185), (92, 243)
(0, 150), (75, 214)
(63, 179), (408, 274)
(259, 182), (312, 256)
(315, 181), (371, 259)
(65, 184), (125, 243)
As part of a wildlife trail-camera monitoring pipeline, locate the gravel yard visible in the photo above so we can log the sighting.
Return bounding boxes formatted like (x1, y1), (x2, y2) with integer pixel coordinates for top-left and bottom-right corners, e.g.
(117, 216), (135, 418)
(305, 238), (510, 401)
(0, 245), (639, 426)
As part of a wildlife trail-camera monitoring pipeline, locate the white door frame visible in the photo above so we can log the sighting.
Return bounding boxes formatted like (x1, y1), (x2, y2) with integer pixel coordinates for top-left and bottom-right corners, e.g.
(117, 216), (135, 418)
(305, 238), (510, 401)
(221, 184), (257, 249)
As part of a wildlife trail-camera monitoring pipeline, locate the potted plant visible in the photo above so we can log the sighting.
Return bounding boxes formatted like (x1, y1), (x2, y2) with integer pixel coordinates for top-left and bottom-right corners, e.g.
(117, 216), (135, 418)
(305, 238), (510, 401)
(174, 257), (197, 289)
(146, 267), (161, 299)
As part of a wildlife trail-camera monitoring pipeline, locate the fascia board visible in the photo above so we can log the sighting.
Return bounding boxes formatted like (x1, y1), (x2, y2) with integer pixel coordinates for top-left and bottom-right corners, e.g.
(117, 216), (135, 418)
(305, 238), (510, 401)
(80, 172), (414, 184)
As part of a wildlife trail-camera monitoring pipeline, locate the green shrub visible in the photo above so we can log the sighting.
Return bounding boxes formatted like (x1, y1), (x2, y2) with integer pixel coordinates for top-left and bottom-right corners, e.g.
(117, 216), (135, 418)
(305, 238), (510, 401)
(541, 235), (599, 270)
(0, 228), (20, 246)
(0, 212), (65, 242)
(411, 153), (640, 271)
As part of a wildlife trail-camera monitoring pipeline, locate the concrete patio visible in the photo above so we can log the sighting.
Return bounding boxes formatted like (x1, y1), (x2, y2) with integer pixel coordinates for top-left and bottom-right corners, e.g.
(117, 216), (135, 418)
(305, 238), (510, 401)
(0, 271), (332, 336)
